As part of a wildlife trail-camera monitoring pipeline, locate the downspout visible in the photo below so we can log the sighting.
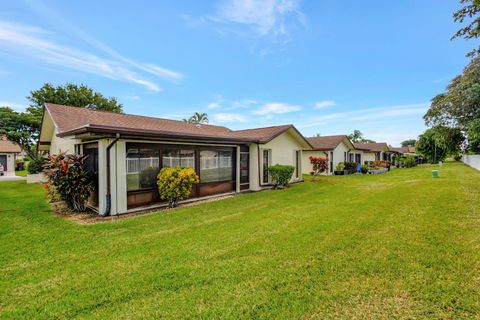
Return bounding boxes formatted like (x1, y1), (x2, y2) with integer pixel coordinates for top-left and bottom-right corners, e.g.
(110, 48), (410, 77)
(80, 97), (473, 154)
(102, 133), (120, 217)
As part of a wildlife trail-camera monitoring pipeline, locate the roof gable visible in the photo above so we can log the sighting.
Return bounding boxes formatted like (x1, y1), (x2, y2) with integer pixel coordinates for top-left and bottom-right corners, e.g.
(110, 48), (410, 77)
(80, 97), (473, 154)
(43, 103), (310, 146)
(0, 135), (22, 153)
(307, 135), (353, 151)
(354, 142), (389, 152)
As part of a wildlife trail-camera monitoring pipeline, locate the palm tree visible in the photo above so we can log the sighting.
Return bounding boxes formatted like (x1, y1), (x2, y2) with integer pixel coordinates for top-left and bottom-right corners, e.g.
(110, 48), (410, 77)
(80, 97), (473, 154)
(183, 112), (209, 124)
(348, 129), (363, 143)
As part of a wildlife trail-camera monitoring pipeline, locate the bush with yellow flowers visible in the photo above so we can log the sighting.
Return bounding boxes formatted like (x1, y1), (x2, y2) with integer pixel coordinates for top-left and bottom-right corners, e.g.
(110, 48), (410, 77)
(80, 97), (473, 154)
(157, 166), (200, 208)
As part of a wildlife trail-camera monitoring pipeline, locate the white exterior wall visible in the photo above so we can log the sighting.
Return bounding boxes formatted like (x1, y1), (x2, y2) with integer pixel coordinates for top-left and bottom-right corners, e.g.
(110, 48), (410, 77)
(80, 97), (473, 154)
(462, 155), (480, 171)
(302, 150), (328, 175)
(260, 131), (304, 183)
(330, 142), (352, 174)
(49, 129), (79, 154)
(362, 152), (377, 163)
(0, 153), (16, 172)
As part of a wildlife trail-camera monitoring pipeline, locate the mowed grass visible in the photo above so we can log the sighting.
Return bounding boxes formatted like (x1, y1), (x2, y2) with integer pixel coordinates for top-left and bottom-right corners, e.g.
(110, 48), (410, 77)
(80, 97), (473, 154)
(1, 162), (479, 319)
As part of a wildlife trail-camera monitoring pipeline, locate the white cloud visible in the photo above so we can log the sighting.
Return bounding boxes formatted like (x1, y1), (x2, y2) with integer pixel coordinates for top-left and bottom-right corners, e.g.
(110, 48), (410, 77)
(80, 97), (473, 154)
(0, 101), (28, 112)
(315, 100), (336, 109)
(253, 102), (301, 115)
(298, 103), (429, 129)
(212, 113), (247, 123)
(0, 20), (183, 92)
(217, 0), (303, 39)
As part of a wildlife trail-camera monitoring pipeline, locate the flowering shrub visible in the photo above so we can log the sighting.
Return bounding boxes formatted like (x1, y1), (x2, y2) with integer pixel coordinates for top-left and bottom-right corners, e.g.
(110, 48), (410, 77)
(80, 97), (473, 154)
(373, 160), (391, 168)
(344, 162), (357, 173)
(309, 156), (328, 175)
(43, 152), (94, 211)
(267, 164), (295, 188)
(157, 166), (199, 208)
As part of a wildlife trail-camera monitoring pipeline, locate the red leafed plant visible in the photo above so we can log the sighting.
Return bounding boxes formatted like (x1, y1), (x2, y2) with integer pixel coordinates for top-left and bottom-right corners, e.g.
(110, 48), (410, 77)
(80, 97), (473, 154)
(43, 152), (94, 212)
(309, 156), (328, 176)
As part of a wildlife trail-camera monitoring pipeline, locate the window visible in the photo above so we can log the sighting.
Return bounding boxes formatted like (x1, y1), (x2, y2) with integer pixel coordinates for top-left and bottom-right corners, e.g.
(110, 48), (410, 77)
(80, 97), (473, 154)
(349, 153), (354, 162)
(200, 150), (233, 183)
(263, 149), (270, 184)
(162, 149), (195, 169)
(240, 153), (249, 184)
(126, 148), (160, 191)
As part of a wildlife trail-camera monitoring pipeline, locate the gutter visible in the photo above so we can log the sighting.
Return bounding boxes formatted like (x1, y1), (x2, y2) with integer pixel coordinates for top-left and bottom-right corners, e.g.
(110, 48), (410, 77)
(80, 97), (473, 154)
(102, 133), (120, 217)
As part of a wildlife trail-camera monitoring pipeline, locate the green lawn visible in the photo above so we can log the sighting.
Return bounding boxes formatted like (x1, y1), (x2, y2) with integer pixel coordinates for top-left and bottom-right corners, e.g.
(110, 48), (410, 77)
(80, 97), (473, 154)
(1, 162), (479, 319)
(15, 170), (27, 177)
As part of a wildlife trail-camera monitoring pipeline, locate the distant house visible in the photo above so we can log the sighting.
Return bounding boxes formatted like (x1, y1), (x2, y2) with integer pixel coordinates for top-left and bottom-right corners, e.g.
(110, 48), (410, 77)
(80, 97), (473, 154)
(302, 135), (360, 175)
(389, 146), (416, 156)
(354, 142), (394, 162)
(38, 103), (312, 216)
(0, 135), (22, 173)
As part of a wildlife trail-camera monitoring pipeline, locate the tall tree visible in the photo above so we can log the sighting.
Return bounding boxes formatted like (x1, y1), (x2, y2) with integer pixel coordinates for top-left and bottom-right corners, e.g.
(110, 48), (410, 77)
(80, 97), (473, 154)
(26, 83), (123, 131)
(348, 130), (363, 143)
(0, 107), (37, 158)
(416, 126), (464, 163)
(452, 0), (480, 57)
(467, 118), (480, 152)
(183, 112), (209, 124)
(400, 139), (417, 147)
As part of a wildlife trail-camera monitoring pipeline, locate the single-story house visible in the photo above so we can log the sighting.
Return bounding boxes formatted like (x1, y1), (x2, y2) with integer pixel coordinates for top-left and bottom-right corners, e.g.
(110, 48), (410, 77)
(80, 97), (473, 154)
(353, 142), (394, 163)
(38, 103), (313, 216)
(302, 135), (360, 175)
(389, 146), (416, 156)
(0, 135), (22, 173)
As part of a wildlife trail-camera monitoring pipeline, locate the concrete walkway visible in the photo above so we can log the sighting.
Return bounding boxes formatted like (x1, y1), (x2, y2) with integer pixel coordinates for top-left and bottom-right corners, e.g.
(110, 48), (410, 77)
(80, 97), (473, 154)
(0, 172), (26, 181)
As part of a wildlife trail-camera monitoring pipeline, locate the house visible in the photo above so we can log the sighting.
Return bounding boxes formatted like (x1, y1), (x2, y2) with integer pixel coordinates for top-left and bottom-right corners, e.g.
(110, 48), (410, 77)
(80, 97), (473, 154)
(38, 103), (312, 216)
(353, 142), (394, 163)
(389, 146), (416, 156)
(302, 135), (360, 175)
(0, 135), (22, 173)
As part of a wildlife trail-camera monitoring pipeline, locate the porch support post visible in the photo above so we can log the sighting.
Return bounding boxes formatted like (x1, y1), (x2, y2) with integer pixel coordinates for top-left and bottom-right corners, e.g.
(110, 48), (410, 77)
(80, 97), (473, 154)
(236, 146), (240, 193)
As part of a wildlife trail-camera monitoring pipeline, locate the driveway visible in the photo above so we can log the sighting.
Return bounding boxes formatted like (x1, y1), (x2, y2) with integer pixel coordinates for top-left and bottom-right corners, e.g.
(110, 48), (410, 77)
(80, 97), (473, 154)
(0, 172), (26, 181)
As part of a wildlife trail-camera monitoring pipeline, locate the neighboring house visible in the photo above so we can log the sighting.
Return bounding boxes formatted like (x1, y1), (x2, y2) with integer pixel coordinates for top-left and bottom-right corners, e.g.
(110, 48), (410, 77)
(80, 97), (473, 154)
(354, 142), (394, 163)
(38, 103), (312, 216)
(302, 135), (359, 175)
(389, 146), (416, 156)
(0, 135), (22, 173)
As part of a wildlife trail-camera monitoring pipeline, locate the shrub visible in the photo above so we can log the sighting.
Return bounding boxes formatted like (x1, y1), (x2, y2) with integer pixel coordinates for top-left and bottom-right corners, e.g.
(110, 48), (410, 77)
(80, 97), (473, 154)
(404, 155), (416, 168)
(344, 162), (357, 173)
(309, 156), (328, 175)
(27, 157), (46, 174)
(157, 166), (199, 208)
(139, 167), (159, 189)
(453, 154), (462, 161)
(374, 160), (390, 168)
(267, 164), (295, 189)
(43, 153), (94, 211)
(336, 162), (345, 171)
(360, 164), (368, 174)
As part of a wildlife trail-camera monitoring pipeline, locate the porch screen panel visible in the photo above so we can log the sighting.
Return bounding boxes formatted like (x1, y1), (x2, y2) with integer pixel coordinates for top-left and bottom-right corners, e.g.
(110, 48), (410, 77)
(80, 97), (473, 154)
(162, 149), (195, 169)
(200, 150), (233, 183)
(126, 148), (160, 191)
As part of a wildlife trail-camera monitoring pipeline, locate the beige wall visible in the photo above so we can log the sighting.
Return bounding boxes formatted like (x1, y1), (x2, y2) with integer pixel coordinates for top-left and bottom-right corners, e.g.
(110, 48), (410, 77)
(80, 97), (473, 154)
(302, 150), (328, 175)
(49, 129), (79, 154)
(362, 152), (377, 163)
(260, 130), (304, 184)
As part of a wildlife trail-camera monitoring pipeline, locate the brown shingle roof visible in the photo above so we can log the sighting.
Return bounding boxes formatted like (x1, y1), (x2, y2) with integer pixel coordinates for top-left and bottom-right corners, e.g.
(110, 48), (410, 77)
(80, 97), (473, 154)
(390, 146), (416, 154)
(0, 135), (22, 153)
(307, 135), (349, 151)
(44, 103), (307, 144)
(232, 125), (293, 143)
(354, 142), (388, 152)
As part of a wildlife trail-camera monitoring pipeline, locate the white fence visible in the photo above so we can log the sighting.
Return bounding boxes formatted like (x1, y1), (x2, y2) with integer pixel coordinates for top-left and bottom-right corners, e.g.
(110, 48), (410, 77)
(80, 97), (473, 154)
(126, 156), (231, 174)
(462, 155), (480, 171)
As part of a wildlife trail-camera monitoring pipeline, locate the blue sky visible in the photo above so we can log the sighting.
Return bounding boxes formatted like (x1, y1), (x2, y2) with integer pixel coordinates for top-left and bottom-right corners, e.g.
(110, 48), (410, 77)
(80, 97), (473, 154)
(0, 0), (474, 145)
